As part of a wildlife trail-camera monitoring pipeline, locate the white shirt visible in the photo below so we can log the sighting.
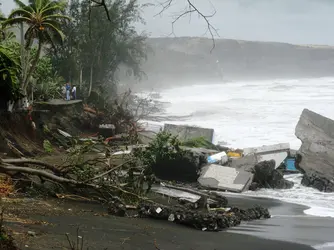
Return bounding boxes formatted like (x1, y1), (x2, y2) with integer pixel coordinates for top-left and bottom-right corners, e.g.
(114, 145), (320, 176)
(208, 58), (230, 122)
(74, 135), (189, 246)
(72, 86), (76, 93)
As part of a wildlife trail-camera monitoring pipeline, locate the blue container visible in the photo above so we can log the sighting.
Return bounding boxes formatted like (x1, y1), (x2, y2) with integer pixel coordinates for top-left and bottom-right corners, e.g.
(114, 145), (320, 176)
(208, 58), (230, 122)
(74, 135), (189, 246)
(285, 158), (298, 172)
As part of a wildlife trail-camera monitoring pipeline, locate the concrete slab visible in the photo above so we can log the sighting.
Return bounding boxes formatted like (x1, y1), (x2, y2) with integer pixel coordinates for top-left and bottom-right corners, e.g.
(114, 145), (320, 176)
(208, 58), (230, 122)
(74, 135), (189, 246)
(198, 164), (253, 193)
(164, 124), (214, 142)
(295, 108), (334, 192)
(243, 143), (290, 155)
(240, 143), (290, 169)
(231, 154), (257, 172)
(257, 151), (288, 169)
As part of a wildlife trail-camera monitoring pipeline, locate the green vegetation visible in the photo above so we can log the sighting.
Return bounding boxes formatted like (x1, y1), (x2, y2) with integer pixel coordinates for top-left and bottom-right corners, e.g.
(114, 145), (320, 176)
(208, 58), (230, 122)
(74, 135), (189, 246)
(2, 0), (69, 97)
(43, 139), (53, 153)
(182, 136), (218, 150)
(135, 131), (200, 182)
(0, 0), (146, 109)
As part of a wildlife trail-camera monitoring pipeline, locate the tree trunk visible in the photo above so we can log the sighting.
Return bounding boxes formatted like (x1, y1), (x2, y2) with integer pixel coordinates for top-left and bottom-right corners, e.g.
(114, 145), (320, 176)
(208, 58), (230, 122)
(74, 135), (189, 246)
(79, 67), (82, 88)
(88, 64), (93, 97)
(23, 41), (43, 94)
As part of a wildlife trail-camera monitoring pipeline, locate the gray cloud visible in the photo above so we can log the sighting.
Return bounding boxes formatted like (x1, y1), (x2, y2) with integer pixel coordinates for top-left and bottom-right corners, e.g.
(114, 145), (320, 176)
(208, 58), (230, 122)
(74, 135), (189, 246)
(2, 0), (334, 45)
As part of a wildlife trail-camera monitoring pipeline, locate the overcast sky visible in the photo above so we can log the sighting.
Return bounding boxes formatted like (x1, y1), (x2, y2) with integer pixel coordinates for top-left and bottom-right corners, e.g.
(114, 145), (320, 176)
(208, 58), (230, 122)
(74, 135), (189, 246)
(1, 0), (334, 45)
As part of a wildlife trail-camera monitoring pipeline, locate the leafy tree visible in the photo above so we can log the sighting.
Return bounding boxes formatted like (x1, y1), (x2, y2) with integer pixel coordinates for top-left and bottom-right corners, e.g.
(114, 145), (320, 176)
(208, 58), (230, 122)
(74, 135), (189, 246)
(50, 0), (148, 100)
(2, 0), (70, 95)
(0, 38), (21, 109)
(32, 53), (64, 101)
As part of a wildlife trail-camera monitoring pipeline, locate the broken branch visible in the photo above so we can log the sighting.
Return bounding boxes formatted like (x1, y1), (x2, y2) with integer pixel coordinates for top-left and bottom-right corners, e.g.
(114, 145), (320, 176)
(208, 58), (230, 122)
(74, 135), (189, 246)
(1, 158), (63, 174)
(156, 0), (218, 52)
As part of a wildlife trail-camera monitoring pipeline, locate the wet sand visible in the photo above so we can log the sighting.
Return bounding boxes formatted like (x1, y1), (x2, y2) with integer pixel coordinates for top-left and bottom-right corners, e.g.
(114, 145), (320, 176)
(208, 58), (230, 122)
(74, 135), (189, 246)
(226, 194), (334, 249)
(2, 195), (316, 250)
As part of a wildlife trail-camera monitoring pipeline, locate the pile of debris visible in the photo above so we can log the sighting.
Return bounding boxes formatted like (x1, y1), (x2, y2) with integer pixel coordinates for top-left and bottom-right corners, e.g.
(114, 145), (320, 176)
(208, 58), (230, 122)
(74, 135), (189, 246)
(107, 187), (271, 232)
(165, 107), (334, 194)
(137, 203), (270, 232)
(163, 124), (298, 193)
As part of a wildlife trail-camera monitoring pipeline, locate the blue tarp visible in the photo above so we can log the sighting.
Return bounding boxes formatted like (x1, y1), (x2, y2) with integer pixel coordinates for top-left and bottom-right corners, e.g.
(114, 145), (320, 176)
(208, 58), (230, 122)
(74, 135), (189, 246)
(285, 158), (298, 172)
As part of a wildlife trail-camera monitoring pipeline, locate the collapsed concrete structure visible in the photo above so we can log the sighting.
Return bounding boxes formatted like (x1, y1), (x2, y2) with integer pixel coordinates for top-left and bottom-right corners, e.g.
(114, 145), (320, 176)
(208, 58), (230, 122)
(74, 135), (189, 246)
(295, 109), (334, 192)
(198, 164), (254, 193)
(164, 124), (214, 142)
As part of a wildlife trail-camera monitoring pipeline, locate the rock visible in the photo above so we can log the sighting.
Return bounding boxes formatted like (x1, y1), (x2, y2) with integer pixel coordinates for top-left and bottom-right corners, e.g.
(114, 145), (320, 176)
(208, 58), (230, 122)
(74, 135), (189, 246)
(248, 182), (260, 191)
(295, 109), (334, 192)
(107, 197), (126, 217)
(151, 147), (209, 182)
(252, 160), (294, 189)
(27, 231), (36, 237)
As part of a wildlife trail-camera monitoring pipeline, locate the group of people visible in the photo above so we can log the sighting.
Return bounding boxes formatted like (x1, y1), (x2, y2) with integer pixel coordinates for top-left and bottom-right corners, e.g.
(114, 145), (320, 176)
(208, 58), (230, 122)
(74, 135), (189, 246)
(62, 82), (77, 101)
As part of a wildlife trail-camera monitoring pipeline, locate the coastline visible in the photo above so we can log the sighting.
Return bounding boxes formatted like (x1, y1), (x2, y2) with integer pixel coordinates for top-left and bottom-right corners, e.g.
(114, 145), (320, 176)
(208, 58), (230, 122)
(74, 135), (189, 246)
(226, 194), (334, 249)
(4, 195), (317, 250)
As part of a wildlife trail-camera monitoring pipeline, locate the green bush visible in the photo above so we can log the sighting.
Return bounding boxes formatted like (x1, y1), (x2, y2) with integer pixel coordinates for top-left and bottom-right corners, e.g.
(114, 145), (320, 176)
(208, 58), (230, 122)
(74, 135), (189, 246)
(135, 131), (200, 182)
(43, 139), (53, 153)
(182, 136), (218, 150)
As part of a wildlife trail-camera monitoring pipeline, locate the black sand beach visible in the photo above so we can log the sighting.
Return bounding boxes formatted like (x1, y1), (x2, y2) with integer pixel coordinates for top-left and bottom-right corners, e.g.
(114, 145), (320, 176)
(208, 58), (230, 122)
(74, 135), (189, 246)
(2, 195), (320, 250)
(226, 194), (334, 248)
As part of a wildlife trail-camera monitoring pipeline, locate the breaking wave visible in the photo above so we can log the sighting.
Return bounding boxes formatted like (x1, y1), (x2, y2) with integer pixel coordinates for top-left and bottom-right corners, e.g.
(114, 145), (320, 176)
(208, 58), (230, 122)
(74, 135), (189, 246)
(243, 174), (334, 218)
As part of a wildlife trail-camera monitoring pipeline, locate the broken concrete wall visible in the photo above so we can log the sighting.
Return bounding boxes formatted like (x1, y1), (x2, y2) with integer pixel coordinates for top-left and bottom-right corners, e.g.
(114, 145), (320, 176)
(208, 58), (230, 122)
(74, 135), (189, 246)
(243, 143), (290, 169)
(295, 109), (334, 192)
(164, 124), (214, 142)
(198, 164), (253, 193)
(231, 143), (290, 171)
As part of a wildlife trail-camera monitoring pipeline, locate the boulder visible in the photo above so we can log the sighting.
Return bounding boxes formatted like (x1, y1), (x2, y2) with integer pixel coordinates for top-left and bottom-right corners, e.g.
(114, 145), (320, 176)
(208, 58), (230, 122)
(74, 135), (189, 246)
(151, 147), (209, 182)
(295, 109), (334, 192)
(252, 160), (294, 190)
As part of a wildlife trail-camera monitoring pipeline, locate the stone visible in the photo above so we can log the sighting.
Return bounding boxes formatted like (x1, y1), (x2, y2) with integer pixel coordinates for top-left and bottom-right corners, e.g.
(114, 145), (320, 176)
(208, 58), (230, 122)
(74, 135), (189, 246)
(107, 197), (127, 217)
(164, 124), (214, 142)
(252, 160), (294, 189)
(198, 164), (254, 192)
(150, 147), (208, 182)
(27, 231), (36, 237)
(295, 109), (334, 192)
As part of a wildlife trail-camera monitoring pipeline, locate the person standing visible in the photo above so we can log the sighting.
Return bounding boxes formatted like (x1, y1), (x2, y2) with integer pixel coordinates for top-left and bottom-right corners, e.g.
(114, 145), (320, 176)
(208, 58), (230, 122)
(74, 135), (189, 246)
(72, 85), (77, 100)
(66, 82), (71, 101)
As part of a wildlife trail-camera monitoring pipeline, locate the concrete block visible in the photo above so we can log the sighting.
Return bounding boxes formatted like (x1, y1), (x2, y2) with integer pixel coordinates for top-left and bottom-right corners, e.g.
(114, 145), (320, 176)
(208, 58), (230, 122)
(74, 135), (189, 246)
(231, 154), (257, 172)
(243, 143), (290, 155)
(295, 108), (334, 192)
(164, 124), (214, 142)
(198, 164), (254, 193)
(257, 151), (288, 169)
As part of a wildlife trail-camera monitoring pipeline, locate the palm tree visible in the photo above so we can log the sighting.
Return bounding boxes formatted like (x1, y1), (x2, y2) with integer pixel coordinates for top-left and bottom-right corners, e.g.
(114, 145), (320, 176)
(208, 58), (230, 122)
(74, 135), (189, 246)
(2, 0), (70, 95)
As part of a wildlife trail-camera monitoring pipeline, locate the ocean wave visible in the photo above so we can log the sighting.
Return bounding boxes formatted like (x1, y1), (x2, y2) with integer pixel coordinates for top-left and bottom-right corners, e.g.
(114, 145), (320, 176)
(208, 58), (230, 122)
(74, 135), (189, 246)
(244, 174), (334, 218)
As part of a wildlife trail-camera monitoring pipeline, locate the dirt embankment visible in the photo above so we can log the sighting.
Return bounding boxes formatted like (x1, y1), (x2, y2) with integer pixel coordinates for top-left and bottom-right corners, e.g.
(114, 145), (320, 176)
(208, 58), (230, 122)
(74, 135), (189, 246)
(0, 100), (99, 158)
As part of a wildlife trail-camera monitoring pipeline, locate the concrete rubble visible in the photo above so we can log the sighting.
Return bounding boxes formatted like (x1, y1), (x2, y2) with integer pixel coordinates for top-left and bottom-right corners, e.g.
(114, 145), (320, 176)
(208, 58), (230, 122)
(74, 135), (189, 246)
(295, 108), (334, 192)
(198, 164), (253, 193)
(230, 143), (292, 176)
(163, 124), (214, 142)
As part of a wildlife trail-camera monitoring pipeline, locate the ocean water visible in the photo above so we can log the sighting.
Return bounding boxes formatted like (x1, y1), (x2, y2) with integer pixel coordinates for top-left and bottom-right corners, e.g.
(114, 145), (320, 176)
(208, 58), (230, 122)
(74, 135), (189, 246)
(140, 77), (334, 218)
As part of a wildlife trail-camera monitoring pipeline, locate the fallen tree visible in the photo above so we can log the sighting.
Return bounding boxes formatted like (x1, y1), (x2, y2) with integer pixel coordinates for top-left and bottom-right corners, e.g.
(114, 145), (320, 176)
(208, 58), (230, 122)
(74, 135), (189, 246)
(0, 131), (272, 232)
